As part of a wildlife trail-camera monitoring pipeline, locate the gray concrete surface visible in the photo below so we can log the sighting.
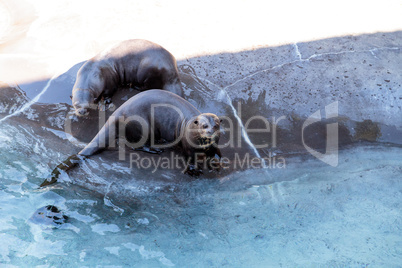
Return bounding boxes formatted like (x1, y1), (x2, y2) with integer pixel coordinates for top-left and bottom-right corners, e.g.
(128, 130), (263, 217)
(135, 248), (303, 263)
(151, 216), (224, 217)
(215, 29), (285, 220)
(182, 31), (402, 156)
(1, 31), (401, 161)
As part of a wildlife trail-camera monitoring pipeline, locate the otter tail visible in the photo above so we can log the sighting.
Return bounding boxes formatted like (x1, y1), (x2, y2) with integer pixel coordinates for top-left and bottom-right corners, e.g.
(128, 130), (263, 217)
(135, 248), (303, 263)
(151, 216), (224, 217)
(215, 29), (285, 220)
(40, 117), (118, 187)
(40, 154), (85, 187)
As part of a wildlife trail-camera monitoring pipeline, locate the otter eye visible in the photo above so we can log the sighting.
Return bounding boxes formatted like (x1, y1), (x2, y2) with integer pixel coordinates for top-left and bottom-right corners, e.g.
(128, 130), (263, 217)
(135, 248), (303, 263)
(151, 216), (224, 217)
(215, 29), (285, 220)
(194, 120), (198, 125)
(220, 119), (222, 123)
(203, 124), (208, 129)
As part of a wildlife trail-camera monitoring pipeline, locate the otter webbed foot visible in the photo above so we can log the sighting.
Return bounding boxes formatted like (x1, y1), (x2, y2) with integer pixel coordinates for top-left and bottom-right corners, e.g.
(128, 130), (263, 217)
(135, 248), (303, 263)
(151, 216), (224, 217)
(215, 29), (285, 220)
(98, 97), (114, 112)
(99, 103), (115, 112)
(104, 96), (112, 105)
(184, 164), (203, 176)
(134, 145), (163, 154)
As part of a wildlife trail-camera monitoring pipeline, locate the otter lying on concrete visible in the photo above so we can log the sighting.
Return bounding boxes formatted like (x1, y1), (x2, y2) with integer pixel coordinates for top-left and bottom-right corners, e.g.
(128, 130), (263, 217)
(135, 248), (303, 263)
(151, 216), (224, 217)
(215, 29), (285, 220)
(71, 39), (183, 116)
(41, 90), (222, 187)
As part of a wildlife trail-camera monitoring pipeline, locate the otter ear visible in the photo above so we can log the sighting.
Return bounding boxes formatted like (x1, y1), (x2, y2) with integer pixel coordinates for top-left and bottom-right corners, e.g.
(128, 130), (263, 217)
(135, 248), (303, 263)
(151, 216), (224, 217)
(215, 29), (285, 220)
(194, 120), (198, 125)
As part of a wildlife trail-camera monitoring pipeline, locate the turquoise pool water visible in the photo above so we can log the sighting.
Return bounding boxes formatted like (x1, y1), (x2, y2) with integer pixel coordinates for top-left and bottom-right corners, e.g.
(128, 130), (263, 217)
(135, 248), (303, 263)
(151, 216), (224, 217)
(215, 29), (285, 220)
(1, 114), (401, 266)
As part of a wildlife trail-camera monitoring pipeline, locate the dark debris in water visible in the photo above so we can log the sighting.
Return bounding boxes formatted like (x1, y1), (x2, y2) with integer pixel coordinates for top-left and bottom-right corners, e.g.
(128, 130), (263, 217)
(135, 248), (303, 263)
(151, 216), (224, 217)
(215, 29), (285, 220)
(29, 205), (68, 227)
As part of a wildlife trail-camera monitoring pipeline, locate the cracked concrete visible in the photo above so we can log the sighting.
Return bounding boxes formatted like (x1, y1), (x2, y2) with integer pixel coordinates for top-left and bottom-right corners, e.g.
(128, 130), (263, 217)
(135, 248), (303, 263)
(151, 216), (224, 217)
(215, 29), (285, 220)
(293, 43), (303, 60)
(177, 31), (402, 157)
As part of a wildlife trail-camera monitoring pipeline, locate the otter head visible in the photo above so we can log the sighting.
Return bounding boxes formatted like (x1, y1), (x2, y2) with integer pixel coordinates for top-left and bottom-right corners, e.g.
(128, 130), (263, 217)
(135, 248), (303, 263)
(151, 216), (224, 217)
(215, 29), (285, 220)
(191, 113), (221, 148)
(72, 89), (95, 117)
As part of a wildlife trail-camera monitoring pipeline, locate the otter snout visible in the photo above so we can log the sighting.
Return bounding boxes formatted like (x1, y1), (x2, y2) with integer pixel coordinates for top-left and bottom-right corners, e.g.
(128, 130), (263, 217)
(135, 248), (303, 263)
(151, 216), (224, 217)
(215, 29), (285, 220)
(75, 107), (89, 116)
(205, 128), (218, 137)
(205, 123), (220, 137)
(72, 88), (95, 117)
(198, 115), (221, 139)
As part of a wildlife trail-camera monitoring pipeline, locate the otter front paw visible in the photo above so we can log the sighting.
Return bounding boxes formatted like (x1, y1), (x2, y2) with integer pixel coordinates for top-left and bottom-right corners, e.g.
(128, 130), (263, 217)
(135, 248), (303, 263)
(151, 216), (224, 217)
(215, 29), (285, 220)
(207, 157), (222, 172)
(104, 97), (112, 105)
(98, 98), (114, 111)
(184, 164), (203, 176)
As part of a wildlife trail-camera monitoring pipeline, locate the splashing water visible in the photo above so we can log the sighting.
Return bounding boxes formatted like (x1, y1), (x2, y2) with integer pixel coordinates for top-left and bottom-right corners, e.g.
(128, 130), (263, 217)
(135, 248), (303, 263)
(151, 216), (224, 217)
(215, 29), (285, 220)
(0, 74), (57, 123)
